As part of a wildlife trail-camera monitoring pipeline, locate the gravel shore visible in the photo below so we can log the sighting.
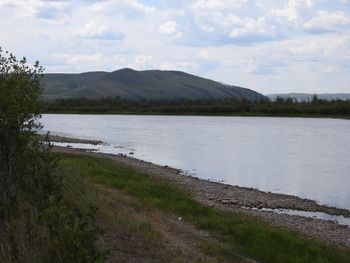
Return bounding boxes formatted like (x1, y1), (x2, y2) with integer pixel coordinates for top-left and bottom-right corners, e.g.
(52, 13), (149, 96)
(53, 146), (350, 248)
(38, 134), (103, 145)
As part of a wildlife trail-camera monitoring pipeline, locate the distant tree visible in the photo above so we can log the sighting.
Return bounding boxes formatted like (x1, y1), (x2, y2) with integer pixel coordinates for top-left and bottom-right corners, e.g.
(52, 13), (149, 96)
(285, 97), (294, 104)
(311, 94), (319, 104)
(275, 96), (285, 104)
(0, 47), (44, 218)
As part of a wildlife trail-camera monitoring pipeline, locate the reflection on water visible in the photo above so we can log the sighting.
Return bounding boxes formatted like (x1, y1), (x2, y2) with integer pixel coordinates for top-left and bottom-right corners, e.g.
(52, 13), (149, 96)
(42, 114), (350, 210)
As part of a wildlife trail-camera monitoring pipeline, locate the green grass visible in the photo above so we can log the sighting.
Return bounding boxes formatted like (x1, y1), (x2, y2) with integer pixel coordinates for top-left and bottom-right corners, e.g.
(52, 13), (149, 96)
(59, 153), (350, 263)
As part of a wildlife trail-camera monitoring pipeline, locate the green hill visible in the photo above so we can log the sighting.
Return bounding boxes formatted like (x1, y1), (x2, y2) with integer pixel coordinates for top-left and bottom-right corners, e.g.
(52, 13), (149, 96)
(41, 68), (265, 101)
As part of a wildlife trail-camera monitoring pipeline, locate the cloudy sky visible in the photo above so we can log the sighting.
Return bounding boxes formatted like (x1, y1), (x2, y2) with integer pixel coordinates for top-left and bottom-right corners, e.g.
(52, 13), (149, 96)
(0, 0), (349, 94)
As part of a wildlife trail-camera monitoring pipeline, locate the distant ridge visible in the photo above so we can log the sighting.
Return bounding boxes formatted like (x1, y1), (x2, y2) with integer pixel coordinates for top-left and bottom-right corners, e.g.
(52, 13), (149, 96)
(266, 93), (350, 102)
(41, 68), (266, 101)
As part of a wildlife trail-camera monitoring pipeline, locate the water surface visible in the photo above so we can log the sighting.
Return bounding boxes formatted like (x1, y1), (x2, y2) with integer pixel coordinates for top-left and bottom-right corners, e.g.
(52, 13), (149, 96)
(41, 114), (350, 210)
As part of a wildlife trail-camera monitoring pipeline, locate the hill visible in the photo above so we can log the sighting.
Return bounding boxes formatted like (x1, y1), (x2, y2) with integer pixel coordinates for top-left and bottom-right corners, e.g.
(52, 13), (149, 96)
(41, 68), (265, 101)
(266, 93), (350, 102)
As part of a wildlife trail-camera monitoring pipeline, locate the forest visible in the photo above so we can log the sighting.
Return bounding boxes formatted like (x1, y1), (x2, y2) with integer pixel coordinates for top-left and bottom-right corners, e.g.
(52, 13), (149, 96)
(43, 96), (350, 117)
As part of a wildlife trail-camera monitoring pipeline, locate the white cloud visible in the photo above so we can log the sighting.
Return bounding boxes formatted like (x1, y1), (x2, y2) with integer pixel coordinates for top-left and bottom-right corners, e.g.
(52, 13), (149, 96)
(191, 0), (247, 10)
(89, 0), (156, 17)
(55, 52), (127, 72)
(321, 65), (345, 74)
(270, 0), (314, 23)
(0, 0), (70, 23)
(158, 21), (177, 34)
(247, 60), (277, 75)
(196, 50), (211, 60)
(78, 21), (124, 40)
(128, 54), (154, 70)
(229, 17), (277, 40)
(289, 42), (322, 56)
(182, 4), (280, 45)
(303, 11), (350, 33)
(194, 50), (220, 71)
(158, 21), (182, 38)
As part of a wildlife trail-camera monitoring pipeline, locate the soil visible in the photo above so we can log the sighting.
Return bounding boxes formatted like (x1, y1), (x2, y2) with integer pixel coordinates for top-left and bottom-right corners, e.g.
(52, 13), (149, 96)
(97, 186), (224, 263)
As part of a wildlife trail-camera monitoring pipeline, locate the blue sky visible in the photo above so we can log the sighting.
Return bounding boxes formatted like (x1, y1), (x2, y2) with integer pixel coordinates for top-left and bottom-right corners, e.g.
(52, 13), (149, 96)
(0, 0), (349, 94)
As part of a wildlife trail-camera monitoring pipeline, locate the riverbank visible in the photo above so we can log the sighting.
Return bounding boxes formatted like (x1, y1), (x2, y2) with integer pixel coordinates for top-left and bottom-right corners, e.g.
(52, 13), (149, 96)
(56, 149), (350, 262)
(42, 111), (350, 120)
(53, 145), (350, 248)
(37, 134), (103, 145)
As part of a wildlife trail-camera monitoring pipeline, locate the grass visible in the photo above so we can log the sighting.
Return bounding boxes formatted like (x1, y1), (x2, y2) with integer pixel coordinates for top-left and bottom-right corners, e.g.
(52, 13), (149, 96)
(59, 153), (350, 263)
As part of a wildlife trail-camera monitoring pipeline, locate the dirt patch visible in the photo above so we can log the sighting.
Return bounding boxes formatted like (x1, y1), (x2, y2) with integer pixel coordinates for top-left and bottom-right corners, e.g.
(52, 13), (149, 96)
(96, 186), (253, 263)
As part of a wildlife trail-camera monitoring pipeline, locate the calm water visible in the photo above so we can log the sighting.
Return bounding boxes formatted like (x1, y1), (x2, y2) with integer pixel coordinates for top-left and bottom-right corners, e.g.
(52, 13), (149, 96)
(41, 114), (350, 210)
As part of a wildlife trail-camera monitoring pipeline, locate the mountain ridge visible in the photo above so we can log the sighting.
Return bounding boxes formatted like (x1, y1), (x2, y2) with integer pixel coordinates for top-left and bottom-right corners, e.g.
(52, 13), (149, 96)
(41, 68), (266, 101)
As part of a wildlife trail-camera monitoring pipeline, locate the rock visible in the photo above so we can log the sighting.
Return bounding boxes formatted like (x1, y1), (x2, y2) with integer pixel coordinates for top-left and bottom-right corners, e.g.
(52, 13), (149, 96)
(129, 152), (134, 155)
(178, 217), (182, 221)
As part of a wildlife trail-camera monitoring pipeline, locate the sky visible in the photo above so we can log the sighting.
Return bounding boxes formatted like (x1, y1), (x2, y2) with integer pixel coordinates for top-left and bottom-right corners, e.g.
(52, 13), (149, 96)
(0, 0), (349, 94)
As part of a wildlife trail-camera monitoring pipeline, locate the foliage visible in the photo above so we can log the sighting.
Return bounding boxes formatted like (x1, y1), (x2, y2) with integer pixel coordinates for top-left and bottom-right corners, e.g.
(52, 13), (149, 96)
(0, 48), (43, 218)
(42, 96), (350, 117)
(37, 166), (104, 263)
(0, 48), (105, 262)
(60, 153), (350, 263)
(0, 164), (105, 263)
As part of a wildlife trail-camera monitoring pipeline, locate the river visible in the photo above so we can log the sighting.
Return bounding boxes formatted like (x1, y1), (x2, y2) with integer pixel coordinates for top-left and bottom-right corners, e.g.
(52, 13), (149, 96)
(41, 114), (350, 210)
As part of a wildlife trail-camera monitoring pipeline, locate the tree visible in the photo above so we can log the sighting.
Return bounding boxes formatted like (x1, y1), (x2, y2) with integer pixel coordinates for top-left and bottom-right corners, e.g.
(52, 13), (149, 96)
(0, 49), (105, 262)
(311, 94), (319, 104)
(0, 47), (44, 219)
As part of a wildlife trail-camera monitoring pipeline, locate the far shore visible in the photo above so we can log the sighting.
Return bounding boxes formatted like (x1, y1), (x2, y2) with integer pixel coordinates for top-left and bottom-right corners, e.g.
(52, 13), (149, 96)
(41, 111), (350, 120)
(49, 136), (350, 248)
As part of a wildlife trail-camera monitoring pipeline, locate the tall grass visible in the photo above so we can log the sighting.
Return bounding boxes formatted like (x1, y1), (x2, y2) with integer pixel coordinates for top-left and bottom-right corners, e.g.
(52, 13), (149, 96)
(0, 165), (105, 263)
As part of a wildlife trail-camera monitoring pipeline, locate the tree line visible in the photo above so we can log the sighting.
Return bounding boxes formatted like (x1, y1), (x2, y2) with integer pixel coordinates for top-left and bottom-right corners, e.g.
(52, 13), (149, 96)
(42, 96), (350, 117)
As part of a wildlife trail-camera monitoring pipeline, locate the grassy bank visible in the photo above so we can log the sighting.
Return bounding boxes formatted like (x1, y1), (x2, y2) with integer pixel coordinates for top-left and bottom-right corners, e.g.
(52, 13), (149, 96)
(59, 152), (350, 263)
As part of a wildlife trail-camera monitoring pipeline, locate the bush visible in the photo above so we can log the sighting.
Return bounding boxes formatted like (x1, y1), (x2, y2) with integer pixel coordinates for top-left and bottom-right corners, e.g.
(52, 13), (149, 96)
(0, 48), (105, 262)
(0, 158), (106, 263)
